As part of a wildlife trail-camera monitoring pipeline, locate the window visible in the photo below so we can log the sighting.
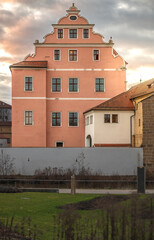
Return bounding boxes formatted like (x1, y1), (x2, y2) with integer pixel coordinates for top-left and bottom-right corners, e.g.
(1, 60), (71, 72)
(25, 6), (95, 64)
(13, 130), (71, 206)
(52, 78), (61, 92)
(25, 77), (33, 91)
(69, 29), (77, 38)
(139, 119), (141, 127)
(87, 117), (89, 125)
(93, 50), (99, 60)
(83, 29), (89, 38)
(56, 142), (64, 147)
(104, 114), (110, 123)
(69, 50), (77, 61)
(112, 114), (118, 123)
(58, 29), (63, 38)
(25, 111), (33, 125)
(69, 78), (78, 92)
(95, 78), (104, 92)
(52, 112), (61, 126)
(69, 112), (78, 126)
(90, 115), (93, 124)
(70, 15), (77, 20)
(54, 50), (60, 60)
(7, 138), (11, 144)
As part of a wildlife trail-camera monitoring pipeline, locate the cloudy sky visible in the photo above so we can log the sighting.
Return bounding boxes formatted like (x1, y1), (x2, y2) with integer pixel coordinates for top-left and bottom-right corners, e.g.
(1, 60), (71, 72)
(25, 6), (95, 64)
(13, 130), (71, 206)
(0, 0), (154, 104)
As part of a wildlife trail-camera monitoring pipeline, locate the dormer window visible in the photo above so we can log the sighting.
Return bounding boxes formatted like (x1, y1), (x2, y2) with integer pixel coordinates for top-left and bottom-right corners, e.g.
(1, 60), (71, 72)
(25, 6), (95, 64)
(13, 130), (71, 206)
(58, 29), (63, 39)
(70, 15), (77, 20)
(69, 29), (77, 38)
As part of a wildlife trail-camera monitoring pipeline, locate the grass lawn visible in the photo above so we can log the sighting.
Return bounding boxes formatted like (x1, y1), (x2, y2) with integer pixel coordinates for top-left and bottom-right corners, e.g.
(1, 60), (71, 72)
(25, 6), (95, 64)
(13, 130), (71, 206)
(0, 192), (100, 239)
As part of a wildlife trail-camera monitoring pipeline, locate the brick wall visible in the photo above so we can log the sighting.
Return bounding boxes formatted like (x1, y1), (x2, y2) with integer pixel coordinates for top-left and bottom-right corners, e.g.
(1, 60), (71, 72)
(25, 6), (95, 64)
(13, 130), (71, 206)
(142, 94), (154, 174)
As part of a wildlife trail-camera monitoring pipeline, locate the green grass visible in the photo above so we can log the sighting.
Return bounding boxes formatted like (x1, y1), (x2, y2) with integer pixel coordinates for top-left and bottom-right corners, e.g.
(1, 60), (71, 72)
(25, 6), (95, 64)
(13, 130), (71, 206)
(0, 192), (100, 239)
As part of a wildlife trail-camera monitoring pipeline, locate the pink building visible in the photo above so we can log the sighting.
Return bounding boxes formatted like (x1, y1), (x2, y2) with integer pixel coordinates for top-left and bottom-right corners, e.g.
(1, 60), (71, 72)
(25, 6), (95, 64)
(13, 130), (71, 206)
(10, 4), (127, 148)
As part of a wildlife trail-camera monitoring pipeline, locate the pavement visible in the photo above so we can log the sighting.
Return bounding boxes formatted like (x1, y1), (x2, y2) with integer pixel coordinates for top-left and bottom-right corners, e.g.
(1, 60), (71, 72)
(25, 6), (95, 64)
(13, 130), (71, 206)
(59, 189), (154, 194)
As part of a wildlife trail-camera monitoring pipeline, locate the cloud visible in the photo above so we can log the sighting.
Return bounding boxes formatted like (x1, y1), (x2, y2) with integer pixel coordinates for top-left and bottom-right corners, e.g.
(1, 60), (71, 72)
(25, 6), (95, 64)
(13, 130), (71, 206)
(0, 74), (11, 104)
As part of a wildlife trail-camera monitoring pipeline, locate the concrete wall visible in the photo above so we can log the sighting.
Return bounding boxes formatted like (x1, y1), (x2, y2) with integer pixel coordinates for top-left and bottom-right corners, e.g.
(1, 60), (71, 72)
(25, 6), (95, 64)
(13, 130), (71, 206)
(0, 147), (143, 175)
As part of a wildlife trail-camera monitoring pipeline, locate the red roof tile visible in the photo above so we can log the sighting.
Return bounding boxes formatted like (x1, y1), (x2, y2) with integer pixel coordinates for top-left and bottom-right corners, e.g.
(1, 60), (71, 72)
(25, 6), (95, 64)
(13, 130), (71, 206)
(10, 61), (47, 69)
(129, 78), (154, 99)
(0, 101), (11, 108)
(84, 91), (135, 113)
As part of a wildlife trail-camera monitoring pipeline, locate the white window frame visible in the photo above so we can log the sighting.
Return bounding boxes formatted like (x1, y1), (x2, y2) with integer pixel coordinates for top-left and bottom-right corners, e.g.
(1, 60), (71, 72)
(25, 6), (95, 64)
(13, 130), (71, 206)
(90, 115), (93, 124)
(24, 76), (33, 92)
(69, 29), (78, 39)
(24, 110), (34, 126)
(68, 112), (79, 127)
(53, 49), (61, 61)
(93, 49), (100, 61)
(68, 49), (78, 62)
(57, 29), (64, 39)
(51, 78), (62, 92)
(68, 78), (79, 93)
(69, 15), (78, 21)
(51, 112), (62, 127)
(83, 29), (90, 39)
(95, 78), (105, 92)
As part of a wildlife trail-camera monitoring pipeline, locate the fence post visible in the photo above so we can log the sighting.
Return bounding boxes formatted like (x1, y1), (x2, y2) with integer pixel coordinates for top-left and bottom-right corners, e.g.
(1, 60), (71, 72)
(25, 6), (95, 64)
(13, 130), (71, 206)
(137, 167), (146, 194)
(71, 175), (76, 195)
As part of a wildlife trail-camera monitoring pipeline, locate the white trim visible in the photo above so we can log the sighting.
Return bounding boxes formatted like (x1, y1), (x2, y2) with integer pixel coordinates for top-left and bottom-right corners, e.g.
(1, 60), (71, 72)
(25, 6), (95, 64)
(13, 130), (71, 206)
(53, 49), (61, 61)
(47, 68), (122, 71)
(24, 76), (34, 92)
(35, 43), (113, 47)
(68, 49), (78, 62)
(24, 110), (34, 126)
(82, 28), (90, 39)
(13, 97), (110, 100)
(57, 29), (64, 39)
(51, 111), (62, 127)
(68, 29), (78, 39)
(68, 77), (79, 93)
(69, 15), (78, 21)
(51, 78), (62, 93)
(52, 24), (94, 29)
(95, 77), (105, 92)
(68, 111), (79, 127)
(93, 49), (100, 61)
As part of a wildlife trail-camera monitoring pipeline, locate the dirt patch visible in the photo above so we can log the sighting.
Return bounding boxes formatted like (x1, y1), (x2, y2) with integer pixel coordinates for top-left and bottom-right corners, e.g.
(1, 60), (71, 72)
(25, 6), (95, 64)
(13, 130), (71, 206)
(58, 194), (130, 210)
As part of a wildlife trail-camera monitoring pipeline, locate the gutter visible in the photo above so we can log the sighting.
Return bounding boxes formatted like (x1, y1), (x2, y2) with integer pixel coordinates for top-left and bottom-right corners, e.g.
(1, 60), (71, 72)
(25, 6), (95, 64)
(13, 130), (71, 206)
(130, 113), (135, 147)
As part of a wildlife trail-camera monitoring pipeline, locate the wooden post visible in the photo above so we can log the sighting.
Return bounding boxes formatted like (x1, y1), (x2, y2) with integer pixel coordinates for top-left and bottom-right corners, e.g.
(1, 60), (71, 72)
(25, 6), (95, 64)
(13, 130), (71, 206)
(71, 175), (76, 195)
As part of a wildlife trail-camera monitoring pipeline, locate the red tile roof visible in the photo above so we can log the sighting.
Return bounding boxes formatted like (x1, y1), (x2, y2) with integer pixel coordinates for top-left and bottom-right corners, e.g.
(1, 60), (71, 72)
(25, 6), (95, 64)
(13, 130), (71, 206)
(0, 134), (7, 139)
(10, 61), (48, 69)
(84, 91), (135, 113)
(129, 78), (154, 99)
(0, 101), (11, 108)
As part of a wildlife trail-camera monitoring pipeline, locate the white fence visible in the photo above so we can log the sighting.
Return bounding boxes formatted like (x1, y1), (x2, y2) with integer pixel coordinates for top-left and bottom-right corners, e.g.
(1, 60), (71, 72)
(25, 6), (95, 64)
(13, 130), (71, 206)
(0, 147), (143, 175)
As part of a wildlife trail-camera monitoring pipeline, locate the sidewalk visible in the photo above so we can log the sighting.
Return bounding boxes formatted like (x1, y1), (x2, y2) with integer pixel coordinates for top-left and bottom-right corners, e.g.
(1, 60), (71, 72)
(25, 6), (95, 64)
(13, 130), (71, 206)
(59, 189), (154, 194)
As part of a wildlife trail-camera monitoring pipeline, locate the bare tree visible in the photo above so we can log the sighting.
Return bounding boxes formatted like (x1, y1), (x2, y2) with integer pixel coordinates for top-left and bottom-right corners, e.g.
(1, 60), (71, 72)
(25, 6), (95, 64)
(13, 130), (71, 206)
(0, 149), (15, 175)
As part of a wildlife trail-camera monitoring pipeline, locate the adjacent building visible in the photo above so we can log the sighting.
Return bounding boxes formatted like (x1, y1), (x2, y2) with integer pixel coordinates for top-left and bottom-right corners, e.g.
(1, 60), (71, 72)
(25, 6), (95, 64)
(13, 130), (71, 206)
(0, 101), (12, 147)
(10, 4), (127, 148)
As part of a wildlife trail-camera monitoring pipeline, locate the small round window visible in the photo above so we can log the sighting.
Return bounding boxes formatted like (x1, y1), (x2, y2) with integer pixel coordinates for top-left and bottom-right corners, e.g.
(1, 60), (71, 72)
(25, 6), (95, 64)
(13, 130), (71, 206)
(70, 15), (77, 20)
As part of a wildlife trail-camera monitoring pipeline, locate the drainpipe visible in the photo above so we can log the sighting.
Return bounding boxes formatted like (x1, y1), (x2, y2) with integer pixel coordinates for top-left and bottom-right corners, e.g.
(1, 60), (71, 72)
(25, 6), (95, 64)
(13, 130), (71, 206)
(130, 113), (135, 147)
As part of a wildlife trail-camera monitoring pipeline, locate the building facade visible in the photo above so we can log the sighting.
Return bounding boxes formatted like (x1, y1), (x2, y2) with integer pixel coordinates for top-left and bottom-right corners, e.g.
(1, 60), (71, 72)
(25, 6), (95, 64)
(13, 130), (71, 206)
(0, 101), (12, 147)
(10, 4), (127, 147)
(84, 91), (134, 147)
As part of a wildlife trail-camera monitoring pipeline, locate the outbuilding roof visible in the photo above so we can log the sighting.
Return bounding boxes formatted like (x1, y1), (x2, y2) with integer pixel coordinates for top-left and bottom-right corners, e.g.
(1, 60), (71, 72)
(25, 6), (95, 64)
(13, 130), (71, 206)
(84, 91), (135, 114)
(129, 78), (154, 99)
